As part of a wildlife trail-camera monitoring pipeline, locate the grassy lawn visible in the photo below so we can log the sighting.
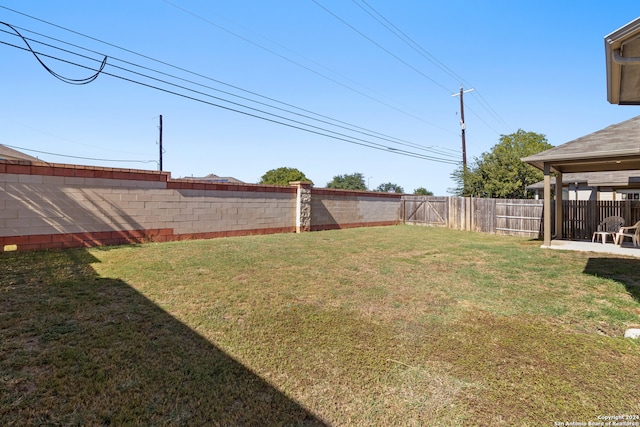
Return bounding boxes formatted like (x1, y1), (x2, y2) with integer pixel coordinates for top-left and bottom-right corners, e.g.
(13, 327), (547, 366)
(1, 225), (639, 426)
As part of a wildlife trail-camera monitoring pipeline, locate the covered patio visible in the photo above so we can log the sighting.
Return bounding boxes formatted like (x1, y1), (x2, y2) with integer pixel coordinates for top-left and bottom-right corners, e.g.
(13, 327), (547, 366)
(522, 115), (640, 250)
(547, 239), (640, 258)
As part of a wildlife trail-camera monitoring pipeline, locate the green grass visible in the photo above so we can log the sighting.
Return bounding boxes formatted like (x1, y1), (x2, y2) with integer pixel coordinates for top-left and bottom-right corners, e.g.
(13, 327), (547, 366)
(1, 225), (639, 426)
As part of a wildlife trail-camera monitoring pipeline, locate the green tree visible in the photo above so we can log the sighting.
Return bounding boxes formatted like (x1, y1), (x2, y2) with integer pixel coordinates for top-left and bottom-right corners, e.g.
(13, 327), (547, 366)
(413, 187), (433, 196)
(375, 182), (404, 193)
(259, 167), (312, 186)
(326, 173), (367, 190)
(450, 129), (552, 199)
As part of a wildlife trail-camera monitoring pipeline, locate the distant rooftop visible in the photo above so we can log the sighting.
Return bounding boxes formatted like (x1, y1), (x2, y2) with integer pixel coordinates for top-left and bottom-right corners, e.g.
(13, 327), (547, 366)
(187, 173), (244, 184)
(0, 144), (39, 162)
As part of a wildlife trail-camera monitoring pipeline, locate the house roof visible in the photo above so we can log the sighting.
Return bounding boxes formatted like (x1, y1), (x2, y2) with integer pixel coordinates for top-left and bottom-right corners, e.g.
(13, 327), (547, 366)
(188, 173), (244, 184)
(605, 17), (640, 105)
(527, 170), (640, 190)
(0, 144), (39, 162)
(522, 115), (640, 174)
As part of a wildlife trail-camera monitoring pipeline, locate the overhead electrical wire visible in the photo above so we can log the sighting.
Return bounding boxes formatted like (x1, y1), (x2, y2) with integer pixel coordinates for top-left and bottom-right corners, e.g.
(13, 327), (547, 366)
(352, 0), (468, 88)
(310, 0), (452, 94)
(7, 117), (152, 156)
(161, 0), (499, 151)
(0, 25), (457, 159)
(4, 144), (158, 165)
(471, 90), (512, 132)
(0, 21), (107, 85)
(164, 0), (402, 104)
(0, 31), (460, 165)
(464, 105), (502, 136)
(0, 4), (461, 152)
(160, 1), (456, 135)
(1, 1), (510, 164)
(351, 0), (512, 133)
(0, 8), (462, 162)
(0, 27), (460, 161)
(334, 0), (512, 134)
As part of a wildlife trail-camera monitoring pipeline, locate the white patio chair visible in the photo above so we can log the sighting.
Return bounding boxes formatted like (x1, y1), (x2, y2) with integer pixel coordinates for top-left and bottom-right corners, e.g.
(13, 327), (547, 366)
(615, 220), (640, 247)
(592, 216), (625, 244)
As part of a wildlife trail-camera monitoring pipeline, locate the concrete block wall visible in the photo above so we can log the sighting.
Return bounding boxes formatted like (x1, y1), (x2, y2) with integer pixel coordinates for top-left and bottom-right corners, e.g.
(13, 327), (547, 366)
(0, 161), (297, 251)
(0, 160), (401, 252)
(310, 188), (402, 230)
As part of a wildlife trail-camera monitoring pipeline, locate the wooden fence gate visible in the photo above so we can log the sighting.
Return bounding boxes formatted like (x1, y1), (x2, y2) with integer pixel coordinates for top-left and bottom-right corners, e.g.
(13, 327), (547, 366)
(403, 196), (447, 227)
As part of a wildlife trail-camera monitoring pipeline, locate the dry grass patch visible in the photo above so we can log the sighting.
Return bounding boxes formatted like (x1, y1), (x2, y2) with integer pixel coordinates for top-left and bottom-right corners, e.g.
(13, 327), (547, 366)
(1, 226), (639, 425)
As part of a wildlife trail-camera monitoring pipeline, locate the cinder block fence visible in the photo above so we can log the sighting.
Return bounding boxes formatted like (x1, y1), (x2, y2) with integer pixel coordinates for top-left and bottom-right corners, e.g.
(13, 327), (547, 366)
(0, 160), (402, 252)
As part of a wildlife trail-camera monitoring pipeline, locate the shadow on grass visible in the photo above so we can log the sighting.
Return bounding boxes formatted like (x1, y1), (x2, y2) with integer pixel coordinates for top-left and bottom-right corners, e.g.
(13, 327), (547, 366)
(0, 249), (326, 426)
(583, 257), (640, 303)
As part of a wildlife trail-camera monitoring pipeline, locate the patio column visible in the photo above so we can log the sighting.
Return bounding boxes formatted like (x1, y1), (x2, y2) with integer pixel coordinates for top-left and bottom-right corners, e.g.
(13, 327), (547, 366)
(555, 172), (563, 239)
(543, 163), (551, 246)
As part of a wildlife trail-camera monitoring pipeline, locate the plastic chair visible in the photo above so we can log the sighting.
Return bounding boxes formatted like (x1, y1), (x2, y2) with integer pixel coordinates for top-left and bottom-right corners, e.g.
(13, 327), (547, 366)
(615, 220), (640, 247)
(592, 216), (625, 244)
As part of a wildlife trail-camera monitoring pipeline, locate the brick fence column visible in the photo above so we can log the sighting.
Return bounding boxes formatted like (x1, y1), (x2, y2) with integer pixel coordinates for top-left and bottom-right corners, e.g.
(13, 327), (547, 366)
(290, 181), (312, 233)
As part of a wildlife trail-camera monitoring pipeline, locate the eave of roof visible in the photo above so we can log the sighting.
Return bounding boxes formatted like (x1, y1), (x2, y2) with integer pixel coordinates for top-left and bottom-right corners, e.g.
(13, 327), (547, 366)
(527, 170), (640, 190)
(522, 115), (640, 173)
(605, 17), (640, 105)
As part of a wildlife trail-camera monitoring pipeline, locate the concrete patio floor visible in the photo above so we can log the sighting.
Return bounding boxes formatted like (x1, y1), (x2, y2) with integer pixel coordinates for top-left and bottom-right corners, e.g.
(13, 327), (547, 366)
(544, 239), (640, 258)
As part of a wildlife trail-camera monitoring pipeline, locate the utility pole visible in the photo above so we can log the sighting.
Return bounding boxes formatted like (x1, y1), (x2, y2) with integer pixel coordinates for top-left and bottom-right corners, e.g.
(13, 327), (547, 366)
(452, 85), (474, 169)
(159, 114), (163, 171)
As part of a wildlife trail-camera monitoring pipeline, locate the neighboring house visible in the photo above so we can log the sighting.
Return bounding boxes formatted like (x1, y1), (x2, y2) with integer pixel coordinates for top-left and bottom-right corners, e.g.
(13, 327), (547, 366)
(0, 144), (39, 162)
(187, 173), (244, 184)
(527, 170), (640, 201)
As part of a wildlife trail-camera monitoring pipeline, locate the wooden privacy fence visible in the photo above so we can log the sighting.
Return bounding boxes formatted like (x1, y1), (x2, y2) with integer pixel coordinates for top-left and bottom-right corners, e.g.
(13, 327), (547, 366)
(402, 196), (544, 238)
(404, 196), (640, 241)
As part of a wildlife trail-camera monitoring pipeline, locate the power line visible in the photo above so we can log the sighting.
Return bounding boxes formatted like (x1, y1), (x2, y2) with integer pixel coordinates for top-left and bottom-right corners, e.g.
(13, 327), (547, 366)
(464, 104), (503, 136)
(159, 1), (455, 134)
(163, 1), (403, 107)
(3, 117), (151, 156)
(0, 21), (107, 85)
(0, 20), (460, 160)
(1, 36), (460, 165)
(3, 144), (158, 165)
(310, 0), (452, 94)
(1, 2), (510, 163)
(3, 25), (453, 156)
(0, 6), (460, 153)
(349, 0), (512, 134)
(4, 31), (460, 160)
(351, 0), (468, 86)
(470, 90), (512, 132)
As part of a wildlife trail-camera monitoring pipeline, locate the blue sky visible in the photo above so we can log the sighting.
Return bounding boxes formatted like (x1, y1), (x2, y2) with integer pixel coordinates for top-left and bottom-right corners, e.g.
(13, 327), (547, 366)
(1, 1), (639, 195)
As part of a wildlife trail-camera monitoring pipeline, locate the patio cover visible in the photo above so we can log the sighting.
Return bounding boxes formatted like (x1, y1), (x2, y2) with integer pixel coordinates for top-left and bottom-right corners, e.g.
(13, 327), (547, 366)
(522, 115), (640, 246)
(527, 170), (640, 191)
